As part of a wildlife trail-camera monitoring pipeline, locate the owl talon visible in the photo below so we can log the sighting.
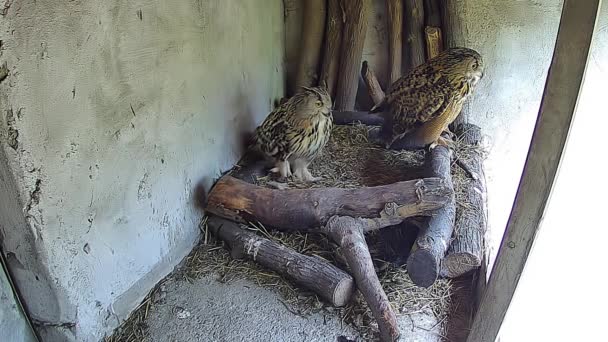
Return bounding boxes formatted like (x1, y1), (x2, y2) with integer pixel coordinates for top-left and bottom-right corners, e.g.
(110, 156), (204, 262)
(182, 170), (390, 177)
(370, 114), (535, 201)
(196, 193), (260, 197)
(293, 166), (320, 182)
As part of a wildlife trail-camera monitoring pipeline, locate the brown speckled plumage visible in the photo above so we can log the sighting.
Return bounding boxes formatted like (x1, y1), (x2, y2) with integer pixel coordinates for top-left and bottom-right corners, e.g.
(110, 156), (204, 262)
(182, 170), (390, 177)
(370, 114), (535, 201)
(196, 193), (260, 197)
(253, 86), (333, 181)
(371, 47), (485, 148)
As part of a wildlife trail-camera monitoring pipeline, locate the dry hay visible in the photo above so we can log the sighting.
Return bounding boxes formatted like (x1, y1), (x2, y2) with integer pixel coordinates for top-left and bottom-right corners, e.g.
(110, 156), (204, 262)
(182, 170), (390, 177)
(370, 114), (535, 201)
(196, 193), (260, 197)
(108, 125), (486, 342)
(254, 124), (426, 189)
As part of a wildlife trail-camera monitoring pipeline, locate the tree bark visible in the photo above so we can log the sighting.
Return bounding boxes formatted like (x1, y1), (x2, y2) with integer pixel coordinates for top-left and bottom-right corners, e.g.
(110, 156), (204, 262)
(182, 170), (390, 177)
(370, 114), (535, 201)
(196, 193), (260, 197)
(334, 0), (371, 110)
(407, 142), (456, 287)
(204, 175), (452, 231)
(440, 0), (470, 129)
(403, 0), (426, 74)
(386, 0), (403, 84)
(361, 61), (386, 106)
(293, 0), (327, 93)
(324, 216), (400, 341)
(319, 0), (344, 97)
(207, 216), (355, 307)
(441, 123), (487, 278)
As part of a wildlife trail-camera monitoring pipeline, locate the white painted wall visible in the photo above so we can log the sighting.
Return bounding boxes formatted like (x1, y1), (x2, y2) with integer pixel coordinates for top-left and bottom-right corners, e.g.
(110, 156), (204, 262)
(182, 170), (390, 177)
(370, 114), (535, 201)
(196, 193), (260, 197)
(0, 0), (284, 341)
(498, 3), (608, 341)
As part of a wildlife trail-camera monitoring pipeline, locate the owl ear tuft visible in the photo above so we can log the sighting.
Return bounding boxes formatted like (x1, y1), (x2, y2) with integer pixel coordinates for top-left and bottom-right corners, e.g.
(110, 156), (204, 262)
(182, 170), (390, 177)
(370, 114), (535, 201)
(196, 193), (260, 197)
(319, 79), (328, 91)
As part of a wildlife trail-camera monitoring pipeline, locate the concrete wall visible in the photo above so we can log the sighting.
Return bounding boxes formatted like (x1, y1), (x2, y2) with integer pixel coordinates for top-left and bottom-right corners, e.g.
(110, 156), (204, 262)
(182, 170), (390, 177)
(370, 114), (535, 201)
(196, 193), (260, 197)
(0, 0), (284, 341)
(285, 0), (564, 265)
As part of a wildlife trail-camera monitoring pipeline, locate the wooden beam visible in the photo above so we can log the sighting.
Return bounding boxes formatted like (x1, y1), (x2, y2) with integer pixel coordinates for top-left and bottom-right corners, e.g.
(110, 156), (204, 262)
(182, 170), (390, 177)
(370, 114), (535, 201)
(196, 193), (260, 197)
(467, 1), (601, 341)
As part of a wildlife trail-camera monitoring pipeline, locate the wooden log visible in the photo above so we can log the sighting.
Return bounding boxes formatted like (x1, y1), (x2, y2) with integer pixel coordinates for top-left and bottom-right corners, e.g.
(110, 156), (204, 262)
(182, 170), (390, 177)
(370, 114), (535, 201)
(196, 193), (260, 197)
(361, 61), (385, 106)
(440, 0), (470, 129)
(440, 124), (487, 278)
(407, 142), (456, 287)
(332, 110), (385, 126)
(205, 175), (452, 231)
(294, 0), (327, 91)
(386, 0), (403, 84)
(207, 216), (355, 307)
(439, 0), (465, 51)
(323, 215), (400, 342)
(334, 0), (371, 111)
(424, 0), (443, 60)
(403, 0), (426, 74)
(319, 0), (344, 97)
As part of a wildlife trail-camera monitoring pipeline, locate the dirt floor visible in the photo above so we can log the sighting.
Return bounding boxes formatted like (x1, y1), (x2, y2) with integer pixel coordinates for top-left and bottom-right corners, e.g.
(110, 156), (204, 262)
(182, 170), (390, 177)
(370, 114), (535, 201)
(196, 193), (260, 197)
(135, 273), (444, 342)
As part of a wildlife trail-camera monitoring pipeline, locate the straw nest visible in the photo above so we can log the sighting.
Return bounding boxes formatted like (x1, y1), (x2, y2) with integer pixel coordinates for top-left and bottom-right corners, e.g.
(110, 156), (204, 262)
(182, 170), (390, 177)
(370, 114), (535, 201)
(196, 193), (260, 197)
(107, 124), (486, 342)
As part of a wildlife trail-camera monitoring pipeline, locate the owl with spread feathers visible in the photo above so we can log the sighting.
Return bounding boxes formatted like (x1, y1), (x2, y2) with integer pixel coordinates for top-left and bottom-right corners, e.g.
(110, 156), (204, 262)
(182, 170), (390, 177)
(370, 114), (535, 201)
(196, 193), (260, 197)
(371, 47), (484, 149)
(253, 85), (333, 182)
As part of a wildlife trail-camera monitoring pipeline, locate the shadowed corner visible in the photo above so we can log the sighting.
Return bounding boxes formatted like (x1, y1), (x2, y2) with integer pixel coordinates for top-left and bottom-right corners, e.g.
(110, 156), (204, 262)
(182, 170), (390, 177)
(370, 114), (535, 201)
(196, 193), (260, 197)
(192, 177), (211, 211)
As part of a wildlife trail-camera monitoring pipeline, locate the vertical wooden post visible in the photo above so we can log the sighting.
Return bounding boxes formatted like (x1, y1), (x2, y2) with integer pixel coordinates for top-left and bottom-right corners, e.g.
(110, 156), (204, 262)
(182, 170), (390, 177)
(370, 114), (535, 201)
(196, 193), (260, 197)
(335, 0), (371, 111)
(403, 0), (425, 74)
(386, 0), (403, 84)
(319, 0), (344, 97)
(440, 0), (470, 128)
(294, 0), (327, 91)
(467, 1), (601, 341)
(424, 0), (443, 59)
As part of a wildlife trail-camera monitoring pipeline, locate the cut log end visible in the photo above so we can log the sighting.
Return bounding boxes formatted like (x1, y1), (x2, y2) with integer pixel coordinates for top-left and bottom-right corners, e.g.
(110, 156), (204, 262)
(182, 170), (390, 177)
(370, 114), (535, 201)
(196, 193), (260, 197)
(407, 248), (439, 288)
(440, 253), (481, 278)
(333, 277), (356, 307)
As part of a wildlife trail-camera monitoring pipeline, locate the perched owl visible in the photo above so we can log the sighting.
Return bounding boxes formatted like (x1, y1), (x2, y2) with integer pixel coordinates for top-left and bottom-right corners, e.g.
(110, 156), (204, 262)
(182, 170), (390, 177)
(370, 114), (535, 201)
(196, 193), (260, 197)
(371, 47), (484, 149)
(253, 85), (333, 182)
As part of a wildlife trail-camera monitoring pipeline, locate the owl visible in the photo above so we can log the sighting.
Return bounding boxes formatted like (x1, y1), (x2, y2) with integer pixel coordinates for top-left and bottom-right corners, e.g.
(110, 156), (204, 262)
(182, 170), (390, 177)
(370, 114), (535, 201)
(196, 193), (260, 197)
(253, 85), (333, 182)
(371, 47), (484, 149)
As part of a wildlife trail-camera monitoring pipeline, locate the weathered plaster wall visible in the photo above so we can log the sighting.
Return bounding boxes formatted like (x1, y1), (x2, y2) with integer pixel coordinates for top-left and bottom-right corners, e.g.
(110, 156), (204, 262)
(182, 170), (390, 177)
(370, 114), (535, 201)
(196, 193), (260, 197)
(0, 0), (284, 341)
(284, 0), (564, 265)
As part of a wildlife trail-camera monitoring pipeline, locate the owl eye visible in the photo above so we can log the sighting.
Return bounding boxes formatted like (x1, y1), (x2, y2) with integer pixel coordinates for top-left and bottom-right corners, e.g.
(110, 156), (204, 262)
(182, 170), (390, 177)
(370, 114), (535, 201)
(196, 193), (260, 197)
(315, 101), (323, 108)
(471, 62), (478, 70)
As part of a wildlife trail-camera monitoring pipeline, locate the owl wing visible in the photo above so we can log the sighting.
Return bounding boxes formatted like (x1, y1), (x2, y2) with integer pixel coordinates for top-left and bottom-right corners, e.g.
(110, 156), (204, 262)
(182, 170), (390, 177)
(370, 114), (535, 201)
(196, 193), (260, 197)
(372, 74), (454, 134)
(253, 107), (293, 160)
